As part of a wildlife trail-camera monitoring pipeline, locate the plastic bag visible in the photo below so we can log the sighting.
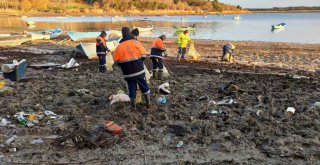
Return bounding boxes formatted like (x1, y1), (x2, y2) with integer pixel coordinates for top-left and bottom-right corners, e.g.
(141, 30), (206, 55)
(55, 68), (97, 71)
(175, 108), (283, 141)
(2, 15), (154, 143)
(106, 41), (119, 53)
(106, 52), (114, 71)
(144, 64), (151, 83)
(163, 66), (170, 78)
(109, 90), (130, 105)
(187, 44), (201, 60)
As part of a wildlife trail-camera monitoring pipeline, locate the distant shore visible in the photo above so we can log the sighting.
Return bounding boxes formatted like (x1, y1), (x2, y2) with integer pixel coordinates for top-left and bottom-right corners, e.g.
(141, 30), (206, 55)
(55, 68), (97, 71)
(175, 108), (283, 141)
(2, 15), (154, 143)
(249, 7), (320, 13)
(0, 9), (250, 17)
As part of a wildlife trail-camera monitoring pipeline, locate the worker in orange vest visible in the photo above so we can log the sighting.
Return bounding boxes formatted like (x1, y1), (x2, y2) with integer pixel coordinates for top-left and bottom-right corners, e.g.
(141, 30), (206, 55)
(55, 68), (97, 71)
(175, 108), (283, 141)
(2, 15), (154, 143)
(114, 27), (150, 110)
(96, 31), (109, 72)
(150, 35), (166, 80)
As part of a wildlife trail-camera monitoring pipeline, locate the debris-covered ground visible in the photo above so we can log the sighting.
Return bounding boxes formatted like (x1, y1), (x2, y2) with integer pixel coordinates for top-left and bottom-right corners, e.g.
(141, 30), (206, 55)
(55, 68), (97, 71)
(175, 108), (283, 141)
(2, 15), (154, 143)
(1, 37), (320, 164)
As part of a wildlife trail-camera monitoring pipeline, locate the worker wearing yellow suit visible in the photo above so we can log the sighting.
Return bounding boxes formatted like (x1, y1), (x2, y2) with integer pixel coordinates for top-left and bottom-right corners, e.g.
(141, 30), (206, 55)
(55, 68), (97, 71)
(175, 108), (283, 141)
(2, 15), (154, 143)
(222, 43), (236, 62)
(177, 30), (193, 60)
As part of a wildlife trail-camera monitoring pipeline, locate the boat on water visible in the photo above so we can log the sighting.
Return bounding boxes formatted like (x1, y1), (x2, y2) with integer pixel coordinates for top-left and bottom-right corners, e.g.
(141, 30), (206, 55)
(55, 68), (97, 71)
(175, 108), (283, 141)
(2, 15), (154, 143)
(30, 28), (62, 39)
(67, 30), (121, 41)
(132, 25), (153, 32)
(26, 21), (36, 26)
(173, 24), (196, 32)
(233, 15), (241, 20)
(272, 23), (286, 30)
(111, 16), (126, 22)
(77, 39), (120, 60)
(56, 16), (68, 19)
(181, 17), (188, 22)
(0, 34), (11, 37)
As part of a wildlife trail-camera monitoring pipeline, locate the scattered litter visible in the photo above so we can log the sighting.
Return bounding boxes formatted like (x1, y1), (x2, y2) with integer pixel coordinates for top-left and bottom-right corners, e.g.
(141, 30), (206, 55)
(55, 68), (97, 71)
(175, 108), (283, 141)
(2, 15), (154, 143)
(218, 83), (240, 95)
(16, 114), (29, 126)
(44, 110), (58, 119)
(256, 110), (262, 116)
(208, 110), (219, 115)
(286, 107), (295, 115)
(76, 89), (90, 95)
(4, 135), (17, 145)
(8, 148), (17, 152)
(29, 62), (61, 69)
(157, 95), (168, 105)
(0, 86), (14, 97)
(198, 96), (209, 101)
(105, 121), (123, 135)
(292, 75), (310, 79)
(0, 155), (5, 161)
(0, 57), (8, 61)
(31, 138), (44, 144)
(314, 102), (320, 108)
(0, 118), (11, 126)
(215, 69), (221, 73)
(109, 90), (130, 105)
(61, 58), (79, 69)
(176, 141), (184, 148)
(217, 98), (238, 105)
(157, 82), (170, 95)
(13, 110), (61, 127)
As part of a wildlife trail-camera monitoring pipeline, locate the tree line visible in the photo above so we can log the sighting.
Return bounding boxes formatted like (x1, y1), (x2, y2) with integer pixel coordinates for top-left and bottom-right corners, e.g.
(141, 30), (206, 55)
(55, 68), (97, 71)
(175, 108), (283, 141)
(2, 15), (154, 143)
(0, 0), (242, 13)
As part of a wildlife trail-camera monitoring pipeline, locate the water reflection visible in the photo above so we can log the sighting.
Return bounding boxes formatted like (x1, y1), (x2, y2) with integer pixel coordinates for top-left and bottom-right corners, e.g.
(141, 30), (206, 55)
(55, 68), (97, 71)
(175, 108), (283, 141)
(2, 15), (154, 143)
(0, 12), (320, 43)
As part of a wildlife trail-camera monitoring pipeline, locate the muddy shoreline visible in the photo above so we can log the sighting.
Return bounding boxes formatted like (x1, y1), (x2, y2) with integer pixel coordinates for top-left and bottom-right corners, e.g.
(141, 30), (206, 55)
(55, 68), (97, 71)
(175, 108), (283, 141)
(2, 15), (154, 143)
(1, 37), (320, 164)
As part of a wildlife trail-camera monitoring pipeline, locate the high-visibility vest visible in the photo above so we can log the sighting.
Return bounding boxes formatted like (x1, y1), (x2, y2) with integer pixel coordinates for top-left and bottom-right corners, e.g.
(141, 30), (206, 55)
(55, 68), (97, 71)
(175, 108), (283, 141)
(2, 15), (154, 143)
(96, 36), (107, 55)
(151, 38), (165, 57)
(177, 32), (191, 48)
(114, 40), (147, 80)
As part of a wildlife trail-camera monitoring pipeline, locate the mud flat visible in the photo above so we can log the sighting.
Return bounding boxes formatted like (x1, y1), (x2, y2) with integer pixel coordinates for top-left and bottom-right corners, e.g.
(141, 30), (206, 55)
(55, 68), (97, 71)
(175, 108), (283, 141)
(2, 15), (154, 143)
(0, 37), (320, 164)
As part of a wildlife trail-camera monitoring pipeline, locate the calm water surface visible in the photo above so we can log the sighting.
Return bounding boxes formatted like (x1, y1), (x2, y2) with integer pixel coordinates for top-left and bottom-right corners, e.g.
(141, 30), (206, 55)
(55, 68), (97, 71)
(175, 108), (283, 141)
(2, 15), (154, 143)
(1, 12), (320, 43)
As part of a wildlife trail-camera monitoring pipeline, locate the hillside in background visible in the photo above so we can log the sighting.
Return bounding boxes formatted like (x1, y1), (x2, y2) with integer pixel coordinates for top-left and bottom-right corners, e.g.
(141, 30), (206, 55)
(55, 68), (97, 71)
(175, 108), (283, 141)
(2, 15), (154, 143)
(249, 6), (320, 12)
(0, 0), (247, 15)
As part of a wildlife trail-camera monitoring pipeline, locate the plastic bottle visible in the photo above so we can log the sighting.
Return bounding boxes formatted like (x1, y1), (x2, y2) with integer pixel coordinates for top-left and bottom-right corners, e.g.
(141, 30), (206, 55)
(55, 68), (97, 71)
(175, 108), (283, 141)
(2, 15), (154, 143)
(17, 115), (28, 126)
(4, 135), (17, 145)
(158, 96), (168, 105)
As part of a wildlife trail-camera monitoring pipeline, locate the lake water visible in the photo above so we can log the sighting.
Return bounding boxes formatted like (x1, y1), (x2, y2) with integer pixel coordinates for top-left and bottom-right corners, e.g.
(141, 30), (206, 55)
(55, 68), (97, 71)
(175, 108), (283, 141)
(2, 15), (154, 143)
(1, 12), (320, 44)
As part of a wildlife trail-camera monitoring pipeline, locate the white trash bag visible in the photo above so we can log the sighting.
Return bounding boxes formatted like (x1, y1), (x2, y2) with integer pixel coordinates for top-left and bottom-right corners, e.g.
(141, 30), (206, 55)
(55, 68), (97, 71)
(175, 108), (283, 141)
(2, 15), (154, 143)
(106, 52), (114, 71)
(144, 64), (151, 83)
(109, 90), (130, 105)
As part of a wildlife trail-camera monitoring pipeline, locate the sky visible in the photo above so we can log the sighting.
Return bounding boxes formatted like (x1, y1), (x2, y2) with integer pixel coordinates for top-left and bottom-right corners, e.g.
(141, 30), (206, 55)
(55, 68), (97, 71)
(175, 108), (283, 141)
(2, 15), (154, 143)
(218, 0), (320, 8)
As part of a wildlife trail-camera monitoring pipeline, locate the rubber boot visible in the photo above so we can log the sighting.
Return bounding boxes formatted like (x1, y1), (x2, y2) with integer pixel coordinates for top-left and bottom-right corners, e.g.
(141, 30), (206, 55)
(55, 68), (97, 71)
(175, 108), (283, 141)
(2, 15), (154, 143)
(99, 66), (106, 73)
(152, 70), (157, 79)
(130, 99), (136, 111)
(157, 71), (163, 80)
(144, 94), (151, 109)
(177, 54), (181, 61)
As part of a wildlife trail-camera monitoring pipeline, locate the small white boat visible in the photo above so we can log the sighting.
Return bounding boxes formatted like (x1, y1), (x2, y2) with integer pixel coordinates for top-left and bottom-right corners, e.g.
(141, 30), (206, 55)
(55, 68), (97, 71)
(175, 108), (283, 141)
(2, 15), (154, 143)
(0, 34), (11, 37)
(233, 15), (241, 20)
(112, 16), (126, 22)
(56, 16), (68, 19)
(67, 30), (121, 41)
(26, 21), (36, 26)
(132, 25), (154, 32)
(181, 17), (188, 22)
(272, 23), (286, 30)
(30, 28), (62, 39)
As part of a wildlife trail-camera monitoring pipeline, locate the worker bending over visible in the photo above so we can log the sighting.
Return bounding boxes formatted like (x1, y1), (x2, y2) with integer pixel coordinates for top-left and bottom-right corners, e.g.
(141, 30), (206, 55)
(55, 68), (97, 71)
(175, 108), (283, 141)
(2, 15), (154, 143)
(150, 35), (167, 80)
(96, 31), (109, 72)
(114, 27), (151, 110)
(177, 30), (193, 60)
(222, 43), (236, 62)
